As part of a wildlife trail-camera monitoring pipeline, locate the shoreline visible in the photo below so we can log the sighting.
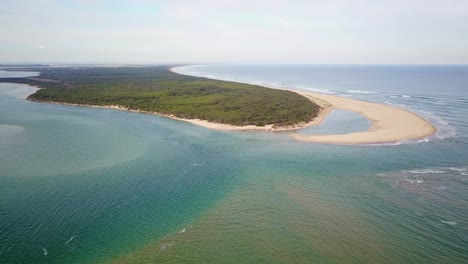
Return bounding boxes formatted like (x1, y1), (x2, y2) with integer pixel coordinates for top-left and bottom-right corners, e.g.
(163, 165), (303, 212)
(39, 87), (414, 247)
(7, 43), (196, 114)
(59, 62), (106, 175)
(14, 64), (437, 144)
(292, 91), (437, 144)
(171, 66), (437, 144)
(27, 98), (325, 132)
(21, 68), (328, 132)
(2, 67), (321, 132)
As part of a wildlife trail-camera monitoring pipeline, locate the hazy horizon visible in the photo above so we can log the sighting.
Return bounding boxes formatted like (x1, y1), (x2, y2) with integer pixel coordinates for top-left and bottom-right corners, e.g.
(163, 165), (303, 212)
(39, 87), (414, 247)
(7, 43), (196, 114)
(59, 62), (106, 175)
(2, 62), (468, 66)
(2, 0), (468, 64)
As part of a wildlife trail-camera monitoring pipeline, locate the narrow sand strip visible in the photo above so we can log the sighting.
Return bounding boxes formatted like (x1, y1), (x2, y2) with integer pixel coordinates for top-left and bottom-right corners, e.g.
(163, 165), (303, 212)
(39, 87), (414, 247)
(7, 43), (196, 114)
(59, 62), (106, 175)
(291, 91), (437, 144)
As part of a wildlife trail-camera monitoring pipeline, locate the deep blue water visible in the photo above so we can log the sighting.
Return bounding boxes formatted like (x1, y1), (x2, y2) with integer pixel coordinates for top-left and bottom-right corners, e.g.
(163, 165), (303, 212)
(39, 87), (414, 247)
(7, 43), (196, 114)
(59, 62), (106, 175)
(1, 66), (468, 263)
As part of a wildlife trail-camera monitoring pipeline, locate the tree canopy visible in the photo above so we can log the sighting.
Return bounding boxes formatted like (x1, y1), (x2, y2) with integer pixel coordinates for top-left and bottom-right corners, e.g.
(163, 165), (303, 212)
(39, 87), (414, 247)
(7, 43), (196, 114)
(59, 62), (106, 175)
(0, 66), (320, 127)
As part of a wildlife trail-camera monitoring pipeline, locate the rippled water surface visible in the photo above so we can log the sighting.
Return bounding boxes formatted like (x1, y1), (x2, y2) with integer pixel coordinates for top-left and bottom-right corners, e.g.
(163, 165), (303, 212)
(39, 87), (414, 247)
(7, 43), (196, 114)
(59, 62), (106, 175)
(1, 66), (468, 263)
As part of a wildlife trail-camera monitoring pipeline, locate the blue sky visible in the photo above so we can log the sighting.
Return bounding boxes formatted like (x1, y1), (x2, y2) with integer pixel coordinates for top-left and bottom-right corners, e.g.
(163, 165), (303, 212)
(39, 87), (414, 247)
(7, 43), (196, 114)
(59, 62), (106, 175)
(1, 0), (468, 64)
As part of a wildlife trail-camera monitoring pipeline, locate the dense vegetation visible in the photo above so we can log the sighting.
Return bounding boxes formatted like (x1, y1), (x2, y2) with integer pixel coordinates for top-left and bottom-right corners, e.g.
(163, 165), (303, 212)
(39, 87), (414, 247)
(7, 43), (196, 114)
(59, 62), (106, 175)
(0, 66), (320, 126)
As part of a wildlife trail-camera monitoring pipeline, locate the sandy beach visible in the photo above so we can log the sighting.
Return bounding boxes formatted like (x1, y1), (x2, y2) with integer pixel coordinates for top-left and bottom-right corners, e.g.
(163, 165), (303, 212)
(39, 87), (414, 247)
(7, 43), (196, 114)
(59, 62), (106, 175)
(291, 91), (437, 144)
(29, 99), (315, 131)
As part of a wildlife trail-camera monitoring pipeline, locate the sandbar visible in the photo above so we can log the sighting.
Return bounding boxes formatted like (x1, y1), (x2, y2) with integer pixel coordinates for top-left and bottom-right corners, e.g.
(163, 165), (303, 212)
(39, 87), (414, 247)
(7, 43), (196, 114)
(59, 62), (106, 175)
(291, 91), (437, 144)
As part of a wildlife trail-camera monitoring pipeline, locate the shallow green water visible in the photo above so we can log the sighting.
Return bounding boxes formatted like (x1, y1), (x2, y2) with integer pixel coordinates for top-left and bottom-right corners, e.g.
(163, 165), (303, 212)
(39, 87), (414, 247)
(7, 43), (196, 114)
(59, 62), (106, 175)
(1, 66), (468, 263)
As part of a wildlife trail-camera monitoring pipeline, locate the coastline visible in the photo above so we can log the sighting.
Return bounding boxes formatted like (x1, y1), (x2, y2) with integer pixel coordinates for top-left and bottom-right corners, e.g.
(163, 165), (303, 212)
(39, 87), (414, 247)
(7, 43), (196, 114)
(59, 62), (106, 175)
(292, 91), (437, 144)
(27, 98), (322, 132)
(22, 67), (327, 132)
(170, 66), (437, 144)
(18, 65), (437, 144)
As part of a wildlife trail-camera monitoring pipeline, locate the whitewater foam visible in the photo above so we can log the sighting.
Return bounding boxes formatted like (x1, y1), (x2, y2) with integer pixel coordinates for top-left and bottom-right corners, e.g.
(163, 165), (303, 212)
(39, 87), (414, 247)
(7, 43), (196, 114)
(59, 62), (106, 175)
(447, 167), (466, 172)
(192, 161), (207, 167)
(407, 169), (446, 174)
(417, 138), (431, 143)
(391, 167), (468, 177)
(384, 102), (456, 141)
(346, 89), (379, 94)
(65, 236), (75, 244)
(302, 87), (336, 94)
(362, 141), (403, 147)
(440, 220), (457, 226)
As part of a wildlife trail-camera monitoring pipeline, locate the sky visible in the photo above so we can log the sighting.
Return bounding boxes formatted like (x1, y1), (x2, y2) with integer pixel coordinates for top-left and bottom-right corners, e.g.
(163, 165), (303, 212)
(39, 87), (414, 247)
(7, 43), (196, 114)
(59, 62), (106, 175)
(1, 0), (468, 64)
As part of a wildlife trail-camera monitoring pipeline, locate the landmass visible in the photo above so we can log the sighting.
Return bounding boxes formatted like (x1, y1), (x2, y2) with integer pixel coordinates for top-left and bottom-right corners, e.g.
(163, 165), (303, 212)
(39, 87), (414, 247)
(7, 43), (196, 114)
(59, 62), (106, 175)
(0, 64), (48, 68)
(0, 65), (437, 143)
(0, 66), (320, 129)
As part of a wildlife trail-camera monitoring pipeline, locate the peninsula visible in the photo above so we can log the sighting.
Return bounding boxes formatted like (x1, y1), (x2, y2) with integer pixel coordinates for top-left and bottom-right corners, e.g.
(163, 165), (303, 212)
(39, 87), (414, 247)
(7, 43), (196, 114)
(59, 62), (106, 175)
(0, 66), (320, 129)
(0, 65), (436, 144)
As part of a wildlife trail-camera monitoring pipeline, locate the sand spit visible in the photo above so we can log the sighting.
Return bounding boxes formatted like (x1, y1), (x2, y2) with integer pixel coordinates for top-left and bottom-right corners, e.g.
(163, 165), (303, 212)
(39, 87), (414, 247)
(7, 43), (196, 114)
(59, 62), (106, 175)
(291, 91), (436, 144)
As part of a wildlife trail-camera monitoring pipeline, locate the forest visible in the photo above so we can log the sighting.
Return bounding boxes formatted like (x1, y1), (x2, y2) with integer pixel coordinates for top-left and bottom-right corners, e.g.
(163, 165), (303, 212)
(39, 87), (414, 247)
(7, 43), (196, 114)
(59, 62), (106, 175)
(0, 66), (320, 127)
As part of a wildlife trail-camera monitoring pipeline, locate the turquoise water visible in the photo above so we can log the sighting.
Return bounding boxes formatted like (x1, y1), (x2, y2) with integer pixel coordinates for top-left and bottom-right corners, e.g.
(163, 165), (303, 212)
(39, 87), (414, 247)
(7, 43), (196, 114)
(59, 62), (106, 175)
(297, 110), (370, 135)
(1, 66), (468, 263)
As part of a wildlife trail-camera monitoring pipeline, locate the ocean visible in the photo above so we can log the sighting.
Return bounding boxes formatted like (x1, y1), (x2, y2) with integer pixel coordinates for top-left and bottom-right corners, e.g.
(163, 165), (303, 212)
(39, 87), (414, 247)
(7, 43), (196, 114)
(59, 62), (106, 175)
(1, 65), (467, 263)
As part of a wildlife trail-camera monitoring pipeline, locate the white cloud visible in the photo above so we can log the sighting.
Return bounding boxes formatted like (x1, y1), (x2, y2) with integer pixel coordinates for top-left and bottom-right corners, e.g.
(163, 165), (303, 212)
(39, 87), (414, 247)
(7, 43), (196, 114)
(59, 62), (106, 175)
(37, 44), (46, 49)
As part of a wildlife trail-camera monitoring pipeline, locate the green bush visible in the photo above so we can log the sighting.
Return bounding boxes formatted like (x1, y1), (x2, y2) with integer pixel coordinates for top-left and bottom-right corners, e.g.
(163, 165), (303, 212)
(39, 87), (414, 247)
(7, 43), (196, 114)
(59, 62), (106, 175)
(0, 66), (320, 126)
